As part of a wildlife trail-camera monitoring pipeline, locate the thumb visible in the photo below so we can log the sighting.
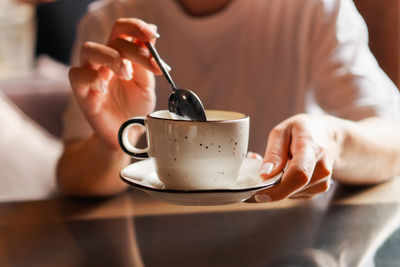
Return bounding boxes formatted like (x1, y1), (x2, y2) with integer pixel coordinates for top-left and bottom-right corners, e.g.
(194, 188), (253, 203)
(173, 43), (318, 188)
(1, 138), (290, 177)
(260, 126), (290, 179)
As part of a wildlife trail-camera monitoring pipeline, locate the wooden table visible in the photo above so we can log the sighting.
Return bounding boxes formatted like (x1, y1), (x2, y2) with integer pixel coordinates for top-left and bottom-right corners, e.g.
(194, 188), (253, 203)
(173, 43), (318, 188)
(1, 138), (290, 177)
(1, 177), (400, 267)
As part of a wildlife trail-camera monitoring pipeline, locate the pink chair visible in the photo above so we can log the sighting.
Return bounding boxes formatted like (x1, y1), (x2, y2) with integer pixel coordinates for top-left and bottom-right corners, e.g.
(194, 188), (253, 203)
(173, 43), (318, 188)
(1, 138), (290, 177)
(0, 76), (70, 138)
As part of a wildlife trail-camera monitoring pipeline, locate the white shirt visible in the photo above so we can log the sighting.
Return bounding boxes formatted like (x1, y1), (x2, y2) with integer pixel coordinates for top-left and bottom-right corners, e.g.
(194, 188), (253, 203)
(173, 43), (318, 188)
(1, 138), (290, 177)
(64, 0), (400, 154)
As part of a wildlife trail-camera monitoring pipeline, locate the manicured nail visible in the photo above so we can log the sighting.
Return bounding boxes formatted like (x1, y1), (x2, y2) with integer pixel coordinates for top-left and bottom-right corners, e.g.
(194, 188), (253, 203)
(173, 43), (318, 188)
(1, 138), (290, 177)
(100, 80), (108, 93)
(93, 79), (108, 93)
(160, 59), (172, 72)
(145, 24), (160, 39)
(247, 152), (263, 161)
(259, 162), (274, 175)
(120, 59), (133, 80)
(255, 194), (272, 202)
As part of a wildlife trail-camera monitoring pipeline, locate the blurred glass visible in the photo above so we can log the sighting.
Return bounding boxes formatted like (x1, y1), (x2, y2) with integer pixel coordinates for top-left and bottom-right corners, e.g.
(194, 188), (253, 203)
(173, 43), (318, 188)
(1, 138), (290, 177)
(0, 0), (35, 79)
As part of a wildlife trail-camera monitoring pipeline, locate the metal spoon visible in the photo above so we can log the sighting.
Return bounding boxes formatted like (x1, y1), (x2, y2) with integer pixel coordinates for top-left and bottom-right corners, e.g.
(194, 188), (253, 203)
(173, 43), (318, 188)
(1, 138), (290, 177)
(145, 42), (207, 121)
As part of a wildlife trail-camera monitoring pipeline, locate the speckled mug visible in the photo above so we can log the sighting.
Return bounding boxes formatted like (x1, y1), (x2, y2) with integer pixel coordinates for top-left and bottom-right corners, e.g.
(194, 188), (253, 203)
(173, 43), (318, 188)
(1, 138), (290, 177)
(118, 110), (249, 190)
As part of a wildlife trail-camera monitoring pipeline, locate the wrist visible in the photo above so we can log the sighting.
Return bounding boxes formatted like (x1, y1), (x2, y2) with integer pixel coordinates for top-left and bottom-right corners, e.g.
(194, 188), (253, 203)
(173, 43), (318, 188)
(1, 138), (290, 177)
(329, 116), (352, 173)
(89, 134), (129, 158)
(58, 135), (131, 197)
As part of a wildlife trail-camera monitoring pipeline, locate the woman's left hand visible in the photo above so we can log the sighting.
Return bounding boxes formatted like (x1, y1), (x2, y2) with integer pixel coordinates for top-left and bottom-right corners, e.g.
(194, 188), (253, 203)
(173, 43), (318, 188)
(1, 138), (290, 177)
(252, 114), (344, 202)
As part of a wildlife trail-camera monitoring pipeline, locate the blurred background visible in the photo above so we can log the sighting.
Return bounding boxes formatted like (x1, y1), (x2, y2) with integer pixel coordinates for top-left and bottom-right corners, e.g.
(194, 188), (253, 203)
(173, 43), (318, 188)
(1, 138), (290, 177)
(0, 0), (96, 139)
(0, 0), (96, 80)
(353, 0), (400, 89)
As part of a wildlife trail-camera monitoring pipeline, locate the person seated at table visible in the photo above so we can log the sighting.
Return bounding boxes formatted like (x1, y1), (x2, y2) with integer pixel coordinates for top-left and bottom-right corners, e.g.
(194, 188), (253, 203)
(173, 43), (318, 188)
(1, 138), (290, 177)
(57, 0), (400, 201)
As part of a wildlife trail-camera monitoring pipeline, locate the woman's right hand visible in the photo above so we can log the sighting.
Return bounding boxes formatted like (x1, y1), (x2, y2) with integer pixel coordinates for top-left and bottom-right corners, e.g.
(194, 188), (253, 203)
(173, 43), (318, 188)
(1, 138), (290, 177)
(69, 18), (166, 149)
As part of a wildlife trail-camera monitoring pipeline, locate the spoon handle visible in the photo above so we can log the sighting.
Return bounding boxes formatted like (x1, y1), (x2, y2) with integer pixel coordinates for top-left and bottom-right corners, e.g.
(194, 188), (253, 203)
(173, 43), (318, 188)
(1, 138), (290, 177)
(145, 42), (177, 90)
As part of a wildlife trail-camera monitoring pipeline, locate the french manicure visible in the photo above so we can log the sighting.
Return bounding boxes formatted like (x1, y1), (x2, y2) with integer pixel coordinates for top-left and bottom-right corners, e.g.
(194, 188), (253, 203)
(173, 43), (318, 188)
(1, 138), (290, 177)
(93, 79), (108, 93)
(100, 80), (108, 93)
(259, 162), (274, 175)
(255, 194), (272, 203)
(120, 59), (133, 81)
(247, 152), (263, 161)
(145, 25), (160, 39)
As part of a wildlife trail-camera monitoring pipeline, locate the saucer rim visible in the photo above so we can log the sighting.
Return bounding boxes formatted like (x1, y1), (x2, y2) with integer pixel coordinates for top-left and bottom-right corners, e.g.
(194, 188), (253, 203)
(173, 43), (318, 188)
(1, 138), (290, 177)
(120, 172), (282, 194)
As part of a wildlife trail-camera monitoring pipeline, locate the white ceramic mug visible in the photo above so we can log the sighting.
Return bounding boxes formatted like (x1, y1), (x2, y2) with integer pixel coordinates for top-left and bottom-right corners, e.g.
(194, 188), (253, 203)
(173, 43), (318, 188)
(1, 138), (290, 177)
(118, 110), (249, 190)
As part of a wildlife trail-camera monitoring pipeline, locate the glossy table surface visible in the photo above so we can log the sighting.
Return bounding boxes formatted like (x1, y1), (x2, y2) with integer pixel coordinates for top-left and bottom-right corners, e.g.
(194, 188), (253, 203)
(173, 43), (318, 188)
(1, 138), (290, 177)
(1, 177), (400, 267)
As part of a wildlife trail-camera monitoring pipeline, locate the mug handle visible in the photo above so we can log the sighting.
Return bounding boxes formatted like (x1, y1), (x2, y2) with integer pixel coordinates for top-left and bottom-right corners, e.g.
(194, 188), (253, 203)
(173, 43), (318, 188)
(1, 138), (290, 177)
(118, 117), (149, 159)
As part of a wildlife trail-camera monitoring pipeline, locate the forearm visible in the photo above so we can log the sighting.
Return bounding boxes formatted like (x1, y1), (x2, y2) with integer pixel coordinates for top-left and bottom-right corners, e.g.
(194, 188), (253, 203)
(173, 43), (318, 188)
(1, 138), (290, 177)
(334, 116), (400, 184)
(57, 134), (131, 197)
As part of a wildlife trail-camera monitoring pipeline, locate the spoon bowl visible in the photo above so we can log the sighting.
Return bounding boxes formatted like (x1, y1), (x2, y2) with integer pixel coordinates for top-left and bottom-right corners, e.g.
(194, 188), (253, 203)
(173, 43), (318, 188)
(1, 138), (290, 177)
(168, 88), (207, 120)
(145, 42), (207, 121)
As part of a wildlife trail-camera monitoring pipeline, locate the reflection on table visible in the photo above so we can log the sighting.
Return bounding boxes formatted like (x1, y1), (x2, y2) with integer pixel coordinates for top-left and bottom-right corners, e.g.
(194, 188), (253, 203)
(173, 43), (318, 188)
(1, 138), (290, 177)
(1, 177), (400, 267)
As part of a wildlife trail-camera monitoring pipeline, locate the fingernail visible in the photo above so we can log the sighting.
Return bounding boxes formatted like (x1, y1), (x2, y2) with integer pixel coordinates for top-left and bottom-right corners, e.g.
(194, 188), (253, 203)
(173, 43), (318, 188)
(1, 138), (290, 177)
(160, 59), (172, 72)
(255, 194), (272, 202)
(100, 80), (108, 93)
(120, 59), (133, 80)
(259, 162), (274, 175)
(247, 152), (263, 161)
(148, 24), (158, 32)
(93, 79), (108, 93)
(145, 24), (160, 39)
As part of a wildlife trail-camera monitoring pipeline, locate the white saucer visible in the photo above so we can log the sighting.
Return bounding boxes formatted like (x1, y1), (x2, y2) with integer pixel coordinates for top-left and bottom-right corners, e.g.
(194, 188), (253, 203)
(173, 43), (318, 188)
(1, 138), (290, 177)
(120, 158), (282, 206)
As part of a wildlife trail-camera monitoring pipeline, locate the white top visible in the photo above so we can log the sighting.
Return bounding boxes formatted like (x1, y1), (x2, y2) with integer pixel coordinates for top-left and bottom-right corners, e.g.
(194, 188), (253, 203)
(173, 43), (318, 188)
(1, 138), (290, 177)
(64, 0), (400, 153)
